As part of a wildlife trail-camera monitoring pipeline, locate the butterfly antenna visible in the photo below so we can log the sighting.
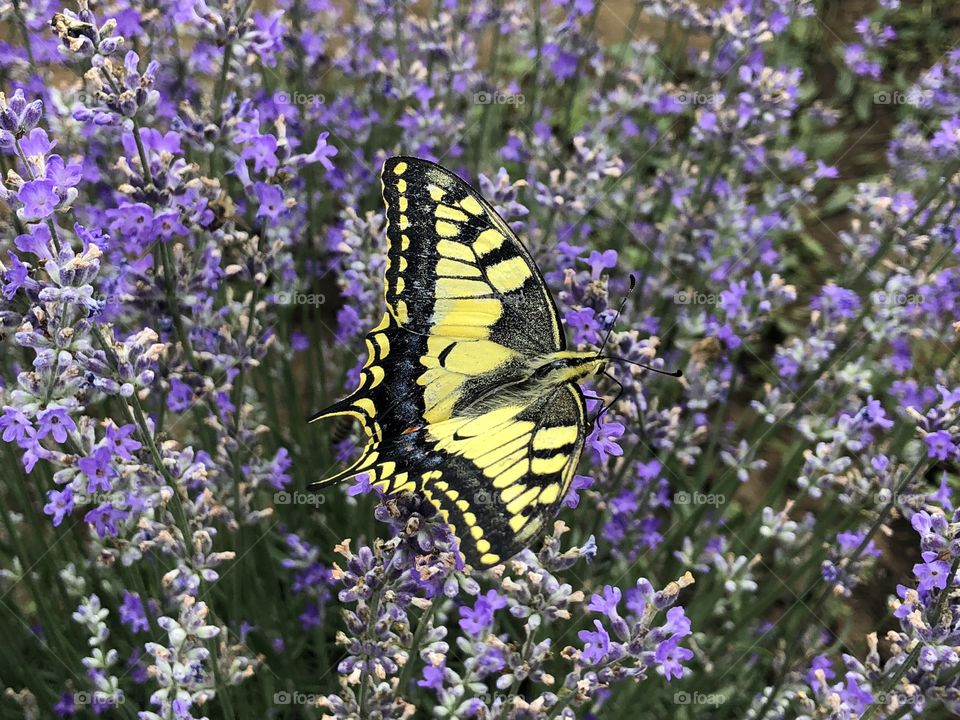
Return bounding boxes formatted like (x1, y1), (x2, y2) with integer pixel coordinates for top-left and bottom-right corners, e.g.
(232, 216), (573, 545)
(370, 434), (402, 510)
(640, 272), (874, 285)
(596, 274), (637, 357)
(601, 355), (683, 378)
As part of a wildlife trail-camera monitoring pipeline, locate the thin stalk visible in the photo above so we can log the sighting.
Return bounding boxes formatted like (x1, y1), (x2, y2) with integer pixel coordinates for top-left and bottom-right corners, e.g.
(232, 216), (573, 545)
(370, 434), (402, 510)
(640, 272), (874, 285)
(396, 600), (439, 694)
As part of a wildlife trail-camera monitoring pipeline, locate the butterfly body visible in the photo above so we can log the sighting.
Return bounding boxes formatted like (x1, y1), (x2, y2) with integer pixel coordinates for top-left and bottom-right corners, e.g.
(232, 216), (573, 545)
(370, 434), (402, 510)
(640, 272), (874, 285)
(311, 157), (601, 567)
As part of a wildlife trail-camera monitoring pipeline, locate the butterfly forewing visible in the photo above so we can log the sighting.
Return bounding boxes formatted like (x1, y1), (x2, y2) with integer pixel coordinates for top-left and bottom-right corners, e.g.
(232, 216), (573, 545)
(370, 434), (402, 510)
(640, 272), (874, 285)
(310, 157), (590, 566)
(381, 157), (565, 354)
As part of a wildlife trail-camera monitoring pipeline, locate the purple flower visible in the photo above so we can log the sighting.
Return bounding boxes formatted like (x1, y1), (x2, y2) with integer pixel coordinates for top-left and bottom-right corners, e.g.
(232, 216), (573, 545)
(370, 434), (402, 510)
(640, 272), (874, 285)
(346, 472), (374, 496)
(289, 131), (338, 171)
(18, 179), (58, 221)
(291, 332), (309, 351)
(839, 673), (873, 713)
(807, 655), (836, 692)
(565, 307), (601, 346)
(18, 127), (54, 159)
(104, 423), (141, 460)
(654, 636), (693, 681)
(914, 551), (950, 593)
(587, 585), (622, 618)
(925, 430), (958, 461)
(474, 645), (506, 676)
(813, 160), (839, 180)
(583, 249), (617, 280)
(36, 406), (77, 444)
(53, 691), (75, 717)
(299, 601), (323, 629)
(858, 396), (893, 430)
(931, 117), (960, 155)
(254, 182), (285, 220)
(166, 378), (193, 413)
(417, 661), (446, 692)
(937, 385), (960, 412)
(563, 473), (594, 509)
(930, 474), (953, 513)
(812, 284), (860, 320)
(242, 134), (279, 173)
(14, 223), (53, 260)
(153, 210), (188, 240)
(267, 447), (293, 490)
(77, 447), (116, 494)
(0, 407), (34, 444)
(587, 421), (625, 464)
(83, 504), (125, 538)
(43, 487), (74, 527)
(20, 438), (50, 473)
(458, 589), (506, 636)
(661, 606), (692, 639)
(578, 619), (611, 664)
(44, 155), (82, 189)
(2, 250), (31, 299)
(844, 43), (881, 78)
(119, 591), (149, 633)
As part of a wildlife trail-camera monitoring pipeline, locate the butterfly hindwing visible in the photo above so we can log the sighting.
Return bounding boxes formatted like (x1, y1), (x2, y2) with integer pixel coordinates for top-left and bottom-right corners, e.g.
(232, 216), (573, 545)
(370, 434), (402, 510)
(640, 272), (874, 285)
(312, 382), (586, 567)
(307, 311), (429, 486)
(420, 384), (587, 566)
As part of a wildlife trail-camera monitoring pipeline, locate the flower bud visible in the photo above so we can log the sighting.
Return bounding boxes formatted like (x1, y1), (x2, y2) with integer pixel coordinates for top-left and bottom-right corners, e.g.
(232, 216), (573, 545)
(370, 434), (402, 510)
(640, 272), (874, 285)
(22, 100), (42, 130)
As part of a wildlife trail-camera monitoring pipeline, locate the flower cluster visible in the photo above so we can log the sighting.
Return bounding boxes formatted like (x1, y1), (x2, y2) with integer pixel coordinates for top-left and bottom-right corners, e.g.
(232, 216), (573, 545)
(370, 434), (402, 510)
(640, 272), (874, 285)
(0, 0), (958, 718)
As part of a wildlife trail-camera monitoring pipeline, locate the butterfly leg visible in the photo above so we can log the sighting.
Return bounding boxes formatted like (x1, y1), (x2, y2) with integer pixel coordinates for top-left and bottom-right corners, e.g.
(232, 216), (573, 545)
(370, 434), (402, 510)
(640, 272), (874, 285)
(594, 371), (625, 427)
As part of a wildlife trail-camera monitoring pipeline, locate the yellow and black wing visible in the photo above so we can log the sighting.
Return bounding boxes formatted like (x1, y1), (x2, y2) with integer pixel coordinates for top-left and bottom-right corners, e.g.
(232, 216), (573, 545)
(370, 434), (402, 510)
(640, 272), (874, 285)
(380, 156), (565, 356)
(310, 157), (588, 566)
(417, 385), (587, 566)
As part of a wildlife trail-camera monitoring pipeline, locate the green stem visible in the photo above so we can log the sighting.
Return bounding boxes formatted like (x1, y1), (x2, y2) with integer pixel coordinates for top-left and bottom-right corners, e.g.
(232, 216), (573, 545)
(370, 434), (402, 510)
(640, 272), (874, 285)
(396, 600), (439, 695)
(130, 119), (155, 187)
(11, 0), (36, 68)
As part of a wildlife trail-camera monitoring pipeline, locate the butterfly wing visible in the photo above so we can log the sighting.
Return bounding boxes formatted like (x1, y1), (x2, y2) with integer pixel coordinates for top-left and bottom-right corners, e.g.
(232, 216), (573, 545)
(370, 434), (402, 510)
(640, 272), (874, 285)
(419, 384), (587, 566)
(310, 157), (587, 565)
(380, 156), (565, 356)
